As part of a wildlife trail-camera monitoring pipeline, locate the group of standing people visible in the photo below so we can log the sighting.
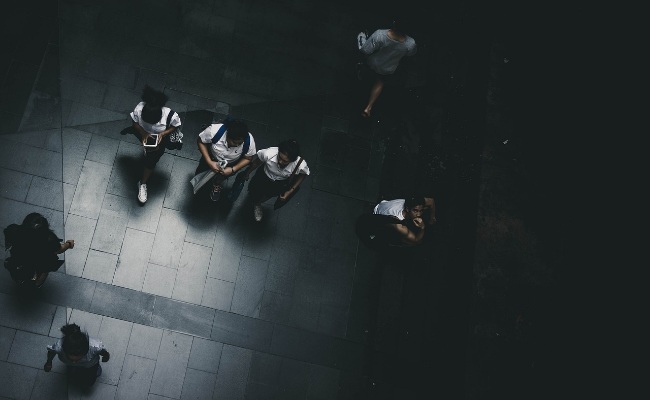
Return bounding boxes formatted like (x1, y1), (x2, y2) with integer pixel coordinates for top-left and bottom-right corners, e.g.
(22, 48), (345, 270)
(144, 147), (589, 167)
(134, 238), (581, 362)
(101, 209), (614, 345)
(127, 85), (310, 222)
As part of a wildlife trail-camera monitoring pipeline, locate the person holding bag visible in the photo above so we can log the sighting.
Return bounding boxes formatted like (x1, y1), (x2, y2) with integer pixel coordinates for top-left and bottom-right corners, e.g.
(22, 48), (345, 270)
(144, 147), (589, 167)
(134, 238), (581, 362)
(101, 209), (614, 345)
(195, 117), (256, 202)
(243, 139), (310, 222)
(129, 85), (182, 204)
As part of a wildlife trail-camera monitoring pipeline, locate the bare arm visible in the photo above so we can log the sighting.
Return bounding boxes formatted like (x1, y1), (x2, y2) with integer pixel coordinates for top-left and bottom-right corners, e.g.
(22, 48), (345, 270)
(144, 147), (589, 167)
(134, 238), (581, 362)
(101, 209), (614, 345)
(243, 157), (263, 180)
(44, 349), (56, 371)
(424, 197), (437, 225)
(224, 156), (253, 177)
(197, 137), (221, 173)
(57, 240), (75, 254)
(393, 218), (425, 245)
(279, 173), (307, 201)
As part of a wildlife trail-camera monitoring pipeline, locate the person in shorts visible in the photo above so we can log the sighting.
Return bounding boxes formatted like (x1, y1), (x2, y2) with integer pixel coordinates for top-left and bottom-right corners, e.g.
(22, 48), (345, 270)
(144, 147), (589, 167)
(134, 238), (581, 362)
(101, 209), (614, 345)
(129, 85), (182, 204)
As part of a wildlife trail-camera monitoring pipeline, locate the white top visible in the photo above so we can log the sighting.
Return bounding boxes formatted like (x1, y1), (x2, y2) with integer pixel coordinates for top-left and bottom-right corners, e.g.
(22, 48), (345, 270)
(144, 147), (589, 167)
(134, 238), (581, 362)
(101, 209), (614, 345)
(256, 147), (310, 181)
(198, 123), (257, 163)
(373, 199), (406, 220)
(47, 337), (105, 368)
(130, 102), (182, 135)
(360, 29), (417, 75)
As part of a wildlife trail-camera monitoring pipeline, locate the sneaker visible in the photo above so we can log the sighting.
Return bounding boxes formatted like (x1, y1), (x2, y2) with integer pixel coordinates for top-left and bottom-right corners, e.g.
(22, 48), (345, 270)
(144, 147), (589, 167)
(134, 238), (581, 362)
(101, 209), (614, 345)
(253, 205), (263, 222)
(210, 185), (222, 202)
(137, 181), (147, 203)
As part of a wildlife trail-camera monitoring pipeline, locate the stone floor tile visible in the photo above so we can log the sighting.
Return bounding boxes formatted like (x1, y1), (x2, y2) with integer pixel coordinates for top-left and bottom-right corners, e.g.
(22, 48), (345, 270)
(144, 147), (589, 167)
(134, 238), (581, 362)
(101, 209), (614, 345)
(184, 209), (219, 248)
(33, 272), (96, 311)
(86, 134), (120, 166)
(149, 330), (193, 399)
(187, 337), (223, 375)
(7, 330), (53, 369)
(178, 242), (212, 276)
(97, 316), (133, 386)
(0, 168), (32, 202)
(151, 297), (215, 339)
(274, 358), (310, 400)
(259, 290), (292, 325)
(180, 368), (217, 400)
(230, 256), (268, 318)
(210, 310), (273, 352)
(69, 159), (112, 220)
(247, 351), (281, 387)
(0, 360), (38, 400)
(82, 250), (119, 284)
(68, 381), (117, 400)
(112, 228), (155, 291)
(69, 309), (103, 337)
(212, 345), (252, 400)
(0, 292), (57, 335)
(289, 301), (320, 332)
(201, 277), (234, 312)
(90, 283), (155, 326)
(116, 355), (156, 400)
(126, 324), (163, 360)
(0, 141), (63, 182)
(48, 306), (68, 337)
(307, 364), (340, 400)
(142, 264), (177, 298)
(317, 305), (349, 338)
(126, 192), (164, 234)
(149, 208), (188, 269)
(29, 369), (68, 400)
(61, 128), (92, 185)
(0, 326), (16, 361)
(90, 212), (128, 255)
(105, 141), (144, 199)
(64, 213), (98, 249)
(162, 157), (197, 211)
(63, 245), (90, 277)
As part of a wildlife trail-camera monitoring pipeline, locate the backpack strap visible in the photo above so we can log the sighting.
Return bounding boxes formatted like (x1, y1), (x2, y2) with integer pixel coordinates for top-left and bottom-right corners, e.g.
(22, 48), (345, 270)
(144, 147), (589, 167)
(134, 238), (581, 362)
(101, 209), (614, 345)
(165, 108), (175, 129)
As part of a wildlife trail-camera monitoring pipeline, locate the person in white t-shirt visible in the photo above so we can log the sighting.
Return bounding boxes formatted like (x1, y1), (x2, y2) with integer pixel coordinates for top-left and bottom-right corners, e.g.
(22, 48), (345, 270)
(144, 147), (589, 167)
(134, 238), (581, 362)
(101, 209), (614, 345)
(360, 18), (417, 118)
(243, 139), (310, 222)
(44, 323), (110, 387)
(372, 196), (436, 246)
(129, 85), (182, 204)
(196, 118), (257, 202)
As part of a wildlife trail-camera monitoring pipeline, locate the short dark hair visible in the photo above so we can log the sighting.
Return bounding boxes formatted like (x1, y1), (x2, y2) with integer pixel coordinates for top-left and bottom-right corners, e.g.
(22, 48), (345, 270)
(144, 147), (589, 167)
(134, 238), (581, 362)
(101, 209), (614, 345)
(404, 197), (425, 209)
(226, 120), (248, 141)
(278, 139), (300, 161)
(140, 85), (168, 124)
(60, 324), (89, 356)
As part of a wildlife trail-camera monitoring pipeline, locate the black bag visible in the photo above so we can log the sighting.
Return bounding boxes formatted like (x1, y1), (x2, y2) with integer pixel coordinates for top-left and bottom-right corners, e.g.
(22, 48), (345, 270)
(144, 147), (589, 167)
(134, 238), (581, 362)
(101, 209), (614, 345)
(163, 109), (183, 151)
(4, 256), (32, 284)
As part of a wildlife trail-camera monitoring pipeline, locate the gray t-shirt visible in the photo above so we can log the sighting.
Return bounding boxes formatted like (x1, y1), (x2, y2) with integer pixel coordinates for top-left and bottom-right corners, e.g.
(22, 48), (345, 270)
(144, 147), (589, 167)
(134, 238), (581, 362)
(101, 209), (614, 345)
(47, 337), (105, 368)
(360, 29), (417, 75)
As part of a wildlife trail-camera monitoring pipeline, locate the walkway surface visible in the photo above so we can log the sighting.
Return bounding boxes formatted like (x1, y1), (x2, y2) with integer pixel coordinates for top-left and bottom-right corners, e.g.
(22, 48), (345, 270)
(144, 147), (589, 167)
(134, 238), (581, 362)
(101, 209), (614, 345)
(2, 0), (574, 399)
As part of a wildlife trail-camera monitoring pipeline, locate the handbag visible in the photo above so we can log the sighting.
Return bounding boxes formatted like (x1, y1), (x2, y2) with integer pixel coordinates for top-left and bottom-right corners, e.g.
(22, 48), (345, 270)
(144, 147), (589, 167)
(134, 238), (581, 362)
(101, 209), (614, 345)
(164, 108), (183, 150)
(273, 157), (303, 210)
(227, 172), (246, 202)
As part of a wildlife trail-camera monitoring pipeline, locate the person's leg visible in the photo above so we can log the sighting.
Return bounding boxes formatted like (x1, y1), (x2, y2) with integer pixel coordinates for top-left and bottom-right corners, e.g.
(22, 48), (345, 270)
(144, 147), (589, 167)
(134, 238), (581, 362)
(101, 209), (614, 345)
(362, 76), (385, 118)
(78, 364), (99, 387)
(138, 148), (165, 203)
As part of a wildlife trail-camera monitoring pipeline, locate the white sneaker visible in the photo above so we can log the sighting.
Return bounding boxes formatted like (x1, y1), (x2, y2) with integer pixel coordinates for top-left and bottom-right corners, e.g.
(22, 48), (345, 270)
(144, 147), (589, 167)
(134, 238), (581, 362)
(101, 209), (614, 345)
(137, 181), (147, 203)
(253, 205), (263, 222)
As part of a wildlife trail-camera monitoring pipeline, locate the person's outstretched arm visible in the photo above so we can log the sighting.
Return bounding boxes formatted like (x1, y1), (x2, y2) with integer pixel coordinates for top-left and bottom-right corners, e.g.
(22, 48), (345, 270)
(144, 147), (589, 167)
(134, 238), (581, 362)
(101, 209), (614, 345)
(57, 240), (74, 254)
(424, 197), (437, 225)
(360, 30), (382, 55)
(243, 157), (263, 180)
(43, 349), (56, 372)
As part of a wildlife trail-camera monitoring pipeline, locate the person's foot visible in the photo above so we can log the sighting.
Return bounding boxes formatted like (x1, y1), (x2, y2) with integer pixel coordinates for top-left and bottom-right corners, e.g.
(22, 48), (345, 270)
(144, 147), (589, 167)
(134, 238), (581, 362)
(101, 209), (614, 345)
(210, 184), (222, 202)
(137, 181), (148, 203)
(34, 272), (48, 288)
(254, 205), (263, 222)
(361, 109), (371, 118)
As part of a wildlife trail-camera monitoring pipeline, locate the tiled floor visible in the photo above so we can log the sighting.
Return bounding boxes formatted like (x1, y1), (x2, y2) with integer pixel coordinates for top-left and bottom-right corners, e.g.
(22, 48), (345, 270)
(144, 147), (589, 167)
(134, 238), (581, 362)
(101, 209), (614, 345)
(1, 0), (441, 399)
